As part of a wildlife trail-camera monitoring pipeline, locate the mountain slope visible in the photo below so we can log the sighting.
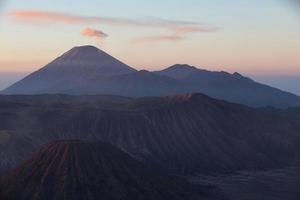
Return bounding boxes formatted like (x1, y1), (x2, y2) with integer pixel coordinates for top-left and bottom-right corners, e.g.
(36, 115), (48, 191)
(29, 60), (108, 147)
(0, 140), (224, 200)
(156, 64), (300, 108)
(3, 46), (136, 94)
(192, 167), (300, 200)
(3, 47), (300, 108)
(68, 70), (189, 96)
(0, 94), (300, 175)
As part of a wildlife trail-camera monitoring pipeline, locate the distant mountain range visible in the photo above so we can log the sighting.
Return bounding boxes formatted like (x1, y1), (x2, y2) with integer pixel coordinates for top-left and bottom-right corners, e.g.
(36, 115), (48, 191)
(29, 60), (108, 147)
(0, 140), (225, 200)
(2, 45), (300, 108)
(1, 93), (300, 175)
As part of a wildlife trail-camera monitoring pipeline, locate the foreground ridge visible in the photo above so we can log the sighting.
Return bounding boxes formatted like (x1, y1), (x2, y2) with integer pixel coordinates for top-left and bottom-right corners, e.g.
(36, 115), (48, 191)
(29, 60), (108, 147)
(0, 140), (225, 200)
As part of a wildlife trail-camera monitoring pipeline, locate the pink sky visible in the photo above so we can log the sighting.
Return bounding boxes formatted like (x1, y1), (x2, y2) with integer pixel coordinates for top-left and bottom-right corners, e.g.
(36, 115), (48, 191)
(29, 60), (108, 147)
(0, 0), (299, 75)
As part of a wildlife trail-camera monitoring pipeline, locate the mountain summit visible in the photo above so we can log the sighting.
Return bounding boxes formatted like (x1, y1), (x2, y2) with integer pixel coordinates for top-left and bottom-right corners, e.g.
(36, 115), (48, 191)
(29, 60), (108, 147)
(2, 46), (300, 108)
(0, 140), (224, 200)
(2, 46), (136, 94)
(156, 64), (300, 108)
(53, 45), (135, 74)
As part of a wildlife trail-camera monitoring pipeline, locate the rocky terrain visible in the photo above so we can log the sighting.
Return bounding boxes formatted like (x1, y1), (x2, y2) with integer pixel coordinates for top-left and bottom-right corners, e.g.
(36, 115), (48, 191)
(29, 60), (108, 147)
(0, 93), (300, 175)
(191, 167), (300, 200)
(0, 140), (225, 200)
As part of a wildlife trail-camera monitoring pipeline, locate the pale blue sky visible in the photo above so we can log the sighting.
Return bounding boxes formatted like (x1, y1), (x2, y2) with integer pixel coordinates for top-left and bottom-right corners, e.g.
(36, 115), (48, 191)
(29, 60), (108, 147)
(0, 0), (299, 75)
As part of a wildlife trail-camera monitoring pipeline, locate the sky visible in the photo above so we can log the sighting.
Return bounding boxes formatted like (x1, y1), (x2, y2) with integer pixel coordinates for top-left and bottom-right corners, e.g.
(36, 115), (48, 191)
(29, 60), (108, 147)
(0, 0), (299, 88)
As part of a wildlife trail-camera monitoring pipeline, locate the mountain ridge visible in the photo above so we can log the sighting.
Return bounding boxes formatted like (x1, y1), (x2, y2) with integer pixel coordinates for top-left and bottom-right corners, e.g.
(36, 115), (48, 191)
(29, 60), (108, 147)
(0, 140), (225, 200)
(2, 45), (136, 94)
(0, 93), (300, 175)
(2, 45), (300, 108)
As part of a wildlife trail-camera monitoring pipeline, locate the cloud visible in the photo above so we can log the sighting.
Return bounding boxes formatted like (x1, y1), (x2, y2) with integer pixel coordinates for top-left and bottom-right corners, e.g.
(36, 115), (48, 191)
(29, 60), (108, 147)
(135, 25), (220, 43)
(8, 10), (221, 42)
(135, 35), (183, 43)
(9, 10), (201, 28)
(170, 26), (220, 34)
(81, 28), (108, 40)
(143, 17), (199, 27)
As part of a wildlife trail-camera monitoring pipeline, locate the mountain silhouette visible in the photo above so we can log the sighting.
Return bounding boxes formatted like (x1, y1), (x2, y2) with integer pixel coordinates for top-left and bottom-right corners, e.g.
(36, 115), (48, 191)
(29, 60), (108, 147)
(0, 140), (225, 200)
(2, 46), (300, 108)
(0, 93), (300, 175)
(66, 70), (189, 96)
(156, 64), (300, 108)
(3, 46), (136, 94)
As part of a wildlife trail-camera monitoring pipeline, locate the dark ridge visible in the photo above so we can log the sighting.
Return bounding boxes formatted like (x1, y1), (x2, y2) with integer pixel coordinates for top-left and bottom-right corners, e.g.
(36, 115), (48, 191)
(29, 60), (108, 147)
(164, 93), (213, 102)
(2, 45), (300, 108)
(0, 94), (300, 176)
(68, 45), (100, 53)
(138, 69), (151, 73)
(128, 93), (214, 110)
(156, 64), (300, 108)
(72, 45), (99, 51)
(0, 140), (225, 200)
(165, 64), (198, 71)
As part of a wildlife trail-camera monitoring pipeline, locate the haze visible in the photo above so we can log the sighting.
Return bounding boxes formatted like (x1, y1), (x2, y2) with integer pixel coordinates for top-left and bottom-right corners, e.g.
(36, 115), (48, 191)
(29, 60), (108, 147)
(0, 0), (299, 93)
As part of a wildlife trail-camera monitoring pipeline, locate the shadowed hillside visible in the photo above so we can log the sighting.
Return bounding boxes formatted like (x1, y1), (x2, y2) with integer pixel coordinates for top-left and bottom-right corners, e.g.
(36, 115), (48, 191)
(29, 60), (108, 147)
(0, 94), (300, 175)
(0, 140), (225, 200)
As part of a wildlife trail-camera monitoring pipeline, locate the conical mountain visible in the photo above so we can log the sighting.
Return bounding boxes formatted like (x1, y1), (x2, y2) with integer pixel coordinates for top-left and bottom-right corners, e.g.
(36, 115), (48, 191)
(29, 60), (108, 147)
(3, 47), (300, 108)
(47, 45), (136, 75)
(3, 46), (136, 94)
(0, 140), (225, 200)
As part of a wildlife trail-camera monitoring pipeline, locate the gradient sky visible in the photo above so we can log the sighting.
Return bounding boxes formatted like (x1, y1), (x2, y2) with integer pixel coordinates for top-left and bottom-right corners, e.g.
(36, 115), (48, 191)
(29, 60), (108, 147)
(0, 0), (299, 75)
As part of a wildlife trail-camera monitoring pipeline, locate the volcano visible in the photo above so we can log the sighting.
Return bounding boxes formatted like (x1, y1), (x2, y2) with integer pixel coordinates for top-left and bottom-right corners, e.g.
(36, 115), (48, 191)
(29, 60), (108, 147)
(0, 93), (300, 175)
(2, 46), (136, 94)
(3, 46), (300, 108)
(0, 140), (225, 200)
